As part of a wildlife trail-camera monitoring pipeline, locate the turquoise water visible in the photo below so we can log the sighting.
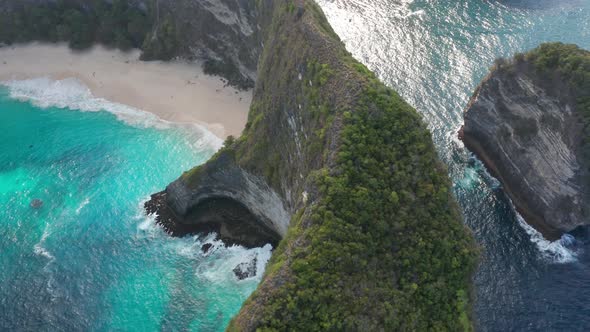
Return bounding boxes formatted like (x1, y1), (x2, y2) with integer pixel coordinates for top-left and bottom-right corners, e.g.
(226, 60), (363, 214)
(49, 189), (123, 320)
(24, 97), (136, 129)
(317, 0), (590, 330)
(0, 78), (271, 331)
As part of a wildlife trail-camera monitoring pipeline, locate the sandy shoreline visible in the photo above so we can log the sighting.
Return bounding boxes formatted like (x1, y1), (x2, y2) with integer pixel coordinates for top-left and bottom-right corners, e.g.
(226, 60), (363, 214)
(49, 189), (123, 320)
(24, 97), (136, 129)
(0, 43), (252, 138)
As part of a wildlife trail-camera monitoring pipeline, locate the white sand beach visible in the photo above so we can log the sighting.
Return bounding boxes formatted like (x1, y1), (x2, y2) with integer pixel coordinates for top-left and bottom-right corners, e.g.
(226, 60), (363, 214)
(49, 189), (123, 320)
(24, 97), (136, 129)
(0, 43), (252, 138)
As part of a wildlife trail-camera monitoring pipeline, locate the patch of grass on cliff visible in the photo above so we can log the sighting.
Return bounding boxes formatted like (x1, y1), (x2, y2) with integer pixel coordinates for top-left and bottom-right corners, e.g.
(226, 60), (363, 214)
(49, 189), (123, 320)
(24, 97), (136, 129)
(500, 43), (589, 117)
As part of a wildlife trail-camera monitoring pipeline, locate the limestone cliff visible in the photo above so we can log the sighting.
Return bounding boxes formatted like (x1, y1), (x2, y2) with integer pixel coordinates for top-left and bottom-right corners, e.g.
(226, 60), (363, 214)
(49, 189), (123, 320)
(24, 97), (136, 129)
(461, 43), (590, 239)
(148, 1), (477, 330)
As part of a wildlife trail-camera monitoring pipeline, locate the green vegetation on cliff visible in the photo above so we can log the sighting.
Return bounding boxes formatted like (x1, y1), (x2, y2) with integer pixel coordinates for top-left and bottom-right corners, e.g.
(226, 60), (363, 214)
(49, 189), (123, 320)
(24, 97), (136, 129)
(513, 43), (590, 116)
(0, 0), (178, 60)
(241, 71), (477, 331)
(193, 1), (477, 330)
(524, 43), (590, 174)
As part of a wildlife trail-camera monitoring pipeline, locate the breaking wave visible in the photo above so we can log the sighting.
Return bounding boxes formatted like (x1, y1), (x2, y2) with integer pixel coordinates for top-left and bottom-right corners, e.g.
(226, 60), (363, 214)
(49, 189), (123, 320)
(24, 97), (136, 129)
(1, 77), (222, 149)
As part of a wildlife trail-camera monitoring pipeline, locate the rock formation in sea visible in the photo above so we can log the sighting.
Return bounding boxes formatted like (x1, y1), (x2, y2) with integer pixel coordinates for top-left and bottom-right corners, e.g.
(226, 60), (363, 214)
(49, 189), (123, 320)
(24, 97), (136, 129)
(147, 1), (477, 330)
(233, 255), (258, 280)
(460, 43), (590, 239)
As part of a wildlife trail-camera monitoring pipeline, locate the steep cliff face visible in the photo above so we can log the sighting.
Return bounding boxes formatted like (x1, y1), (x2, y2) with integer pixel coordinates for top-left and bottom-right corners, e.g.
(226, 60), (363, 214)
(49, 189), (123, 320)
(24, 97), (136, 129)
(154, 0), (261, 88)
(149, 1), (477, 330)
(461, 43), (590, 239)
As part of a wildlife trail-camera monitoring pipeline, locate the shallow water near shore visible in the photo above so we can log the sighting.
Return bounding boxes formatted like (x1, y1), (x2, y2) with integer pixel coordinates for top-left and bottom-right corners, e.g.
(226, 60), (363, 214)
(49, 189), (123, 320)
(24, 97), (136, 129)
(0, 81), (271, 331)
(316, 0), (590, 330)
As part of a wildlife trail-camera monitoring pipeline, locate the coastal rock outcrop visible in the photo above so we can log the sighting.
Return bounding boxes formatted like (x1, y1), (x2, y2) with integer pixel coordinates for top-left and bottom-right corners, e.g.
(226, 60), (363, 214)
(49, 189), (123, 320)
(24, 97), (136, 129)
(461, 43), (590, 239)
(145, 151), (287, 248)
(148, 1), (477, 330)
(233, 255), (258, 280)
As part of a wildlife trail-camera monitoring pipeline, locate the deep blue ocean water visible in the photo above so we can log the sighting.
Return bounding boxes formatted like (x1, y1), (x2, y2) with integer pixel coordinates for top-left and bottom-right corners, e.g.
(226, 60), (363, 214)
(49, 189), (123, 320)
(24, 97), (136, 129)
(316, 0), (590, 330)
(0, 78), (272, 331)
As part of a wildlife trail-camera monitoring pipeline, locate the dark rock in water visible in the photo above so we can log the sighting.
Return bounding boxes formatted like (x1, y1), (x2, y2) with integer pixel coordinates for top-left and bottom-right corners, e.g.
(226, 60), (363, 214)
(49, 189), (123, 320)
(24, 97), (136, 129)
(201, 243), (213, 254)
(30, 199), (43, 209)
(233, 256), (258, 280)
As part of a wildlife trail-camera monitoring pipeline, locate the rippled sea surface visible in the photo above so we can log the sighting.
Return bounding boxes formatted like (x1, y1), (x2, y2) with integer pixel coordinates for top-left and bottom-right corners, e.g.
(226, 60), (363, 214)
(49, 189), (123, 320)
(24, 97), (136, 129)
(316, 0), (590, 330)
(0, 78), (272, 331)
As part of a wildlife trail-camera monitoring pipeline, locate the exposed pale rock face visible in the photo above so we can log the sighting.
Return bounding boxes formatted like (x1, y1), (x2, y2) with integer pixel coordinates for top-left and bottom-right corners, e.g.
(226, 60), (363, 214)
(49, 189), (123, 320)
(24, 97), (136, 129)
(145, 151), (289, 247)
(461, 64), (589, 238)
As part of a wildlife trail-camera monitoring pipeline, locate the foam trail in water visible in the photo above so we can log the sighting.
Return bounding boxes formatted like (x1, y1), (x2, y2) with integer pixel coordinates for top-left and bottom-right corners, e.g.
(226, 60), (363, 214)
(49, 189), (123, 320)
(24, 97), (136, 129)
(33, 225), (55, 262)
(1, 77), (223, 149)
(515, 212), (578, 264)
(33, 225), (60, 299)
(76, 197), (91, 215)
(455, 152), (501, 190)
(448, 126), (465, 149)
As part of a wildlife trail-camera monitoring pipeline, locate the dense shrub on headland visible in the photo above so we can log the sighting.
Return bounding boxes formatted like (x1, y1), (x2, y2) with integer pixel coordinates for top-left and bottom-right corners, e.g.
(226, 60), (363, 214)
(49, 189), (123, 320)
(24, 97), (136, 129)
(0, 0), (178, 60)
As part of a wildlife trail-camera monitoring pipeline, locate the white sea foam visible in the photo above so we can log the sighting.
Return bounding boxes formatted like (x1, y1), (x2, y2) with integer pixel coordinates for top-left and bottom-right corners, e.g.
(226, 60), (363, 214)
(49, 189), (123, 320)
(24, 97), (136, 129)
(1, 77), (223, 149)
(3, 77), (165, 126)
(135, 199), (166, 239)
(515, 212), (578, 264)
(135, 190), (273, 283)
(75, 197), (91, 215)
(394, 0), (425, 19)
(33, 226), (55, 262)
(199, 243), (273, 283)
(448, 126), (465, 149)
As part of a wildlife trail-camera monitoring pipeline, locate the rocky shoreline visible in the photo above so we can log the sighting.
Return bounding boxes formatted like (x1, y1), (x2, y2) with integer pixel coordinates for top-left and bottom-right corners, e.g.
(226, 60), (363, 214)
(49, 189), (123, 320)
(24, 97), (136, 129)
(145, 190), (280, 249)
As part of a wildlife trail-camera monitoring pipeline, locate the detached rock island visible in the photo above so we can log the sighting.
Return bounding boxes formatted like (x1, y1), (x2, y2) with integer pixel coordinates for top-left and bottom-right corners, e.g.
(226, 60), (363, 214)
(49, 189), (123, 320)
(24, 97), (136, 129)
(460, 43), (590, 239)
(147, 1), (476, 331)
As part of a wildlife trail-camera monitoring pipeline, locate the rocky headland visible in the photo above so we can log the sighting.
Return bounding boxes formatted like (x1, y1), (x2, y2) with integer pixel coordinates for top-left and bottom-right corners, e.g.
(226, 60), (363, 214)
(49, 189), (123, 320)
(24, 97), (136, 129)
(460, 43), (590, 239)
(147, 1), (477, 330)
